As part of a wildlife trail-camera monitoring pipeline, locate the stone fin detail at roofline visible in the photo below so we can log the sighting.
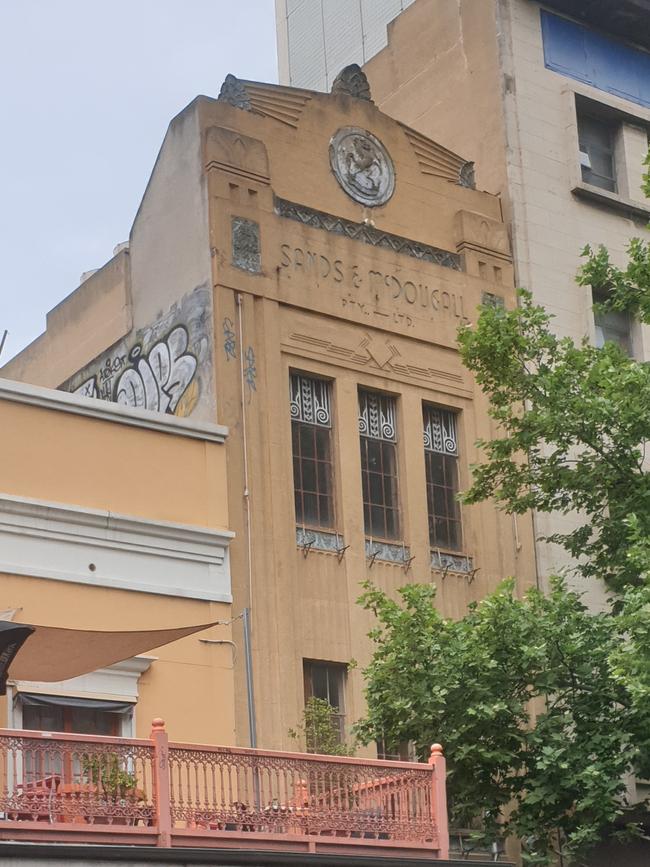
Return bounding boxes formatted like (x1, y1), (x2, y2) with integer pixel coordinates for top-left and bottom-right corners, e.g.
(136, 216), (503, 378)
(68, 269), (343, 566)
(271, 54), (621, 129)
(216, 74), (473, 184)
(218, 74), (313, 129)
(400, 123), (475, 188)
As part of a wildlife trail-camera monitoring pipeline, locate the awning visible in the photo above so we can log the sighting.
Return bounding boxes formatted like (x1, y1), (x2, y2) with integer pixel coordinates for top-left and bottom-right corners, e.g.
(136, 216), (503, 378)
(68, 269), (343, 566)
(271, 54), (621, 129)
(0, 619), (221, 695)
(18, 693), (134, 713)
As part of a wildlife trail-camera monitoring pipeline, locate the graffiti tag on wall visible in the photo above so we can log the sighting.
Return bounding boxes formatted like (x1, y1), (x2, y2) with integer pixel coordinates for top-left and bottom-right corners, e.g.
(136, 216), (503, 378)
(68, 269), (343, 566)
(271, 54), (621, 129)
(63, 286), (212, 419)
(75, 326), (197, 414)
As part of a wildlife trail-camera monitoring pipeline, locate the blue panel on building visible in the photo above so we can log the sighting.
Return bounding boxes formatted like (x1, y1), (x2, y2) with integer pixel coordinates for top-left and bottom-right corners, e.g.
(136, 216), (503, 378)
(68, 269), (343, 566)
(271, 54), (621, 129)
(541, 10), (650, 109)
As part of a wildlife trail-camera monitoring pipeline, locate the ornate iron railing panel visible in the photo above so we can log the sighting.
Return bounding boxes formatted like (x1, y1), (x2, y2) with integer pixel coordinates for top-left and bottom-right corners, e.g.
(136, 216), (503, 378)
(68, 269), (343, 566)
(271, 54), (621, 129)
(167, 742), (438, 845)
(0, 729), (155, 826)
(0, 722), (448, 857)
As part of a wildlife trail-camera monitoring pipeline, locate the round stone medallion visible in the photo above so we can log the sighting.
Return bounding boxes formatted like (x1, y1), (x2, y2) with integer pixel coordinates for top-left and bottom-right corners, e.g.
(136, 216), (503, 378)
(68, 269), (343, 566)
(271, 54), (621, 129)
(329, 127), (395, 207)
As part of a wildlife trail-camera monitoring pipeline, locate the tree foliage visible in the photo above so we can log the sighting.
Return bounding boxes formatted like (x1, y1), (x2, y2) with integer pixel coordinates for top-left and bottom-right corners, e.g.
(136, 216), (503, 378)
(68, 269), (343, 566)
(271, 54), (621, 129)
(454, 162), (650, 593)
(356, 160), (650, 863)
(289, 696), (354, 757)
(456, 287), (650, 593)
(355, 579), (650, 865)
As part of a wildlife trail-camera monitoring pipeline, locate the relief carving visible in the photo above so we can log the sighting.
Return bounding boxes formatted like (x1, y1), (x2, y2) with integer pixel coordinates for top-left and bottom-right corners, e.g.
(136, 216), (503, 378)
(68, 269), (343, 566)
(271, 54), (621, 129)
(275, 198), (461, 271)
(232, 217), (261, 273)
(286, 332), (464, 389)
(329, 128), (395, 207)
(454, 209), (511, 259)
(218, 74), (251, 110)
(205, 127), (270, 184)
(330, 64), (373, 102)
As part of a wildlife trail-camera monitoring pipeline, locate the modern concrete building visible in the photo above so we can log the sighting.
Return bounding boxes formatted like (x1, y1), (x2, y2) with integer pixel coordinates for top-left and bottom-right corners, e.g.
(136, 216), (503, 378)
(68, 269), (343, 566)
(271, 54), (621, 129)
(277, 0), (650, 603)
(275, 0), (417, 90)
(1, 68), (535, 762)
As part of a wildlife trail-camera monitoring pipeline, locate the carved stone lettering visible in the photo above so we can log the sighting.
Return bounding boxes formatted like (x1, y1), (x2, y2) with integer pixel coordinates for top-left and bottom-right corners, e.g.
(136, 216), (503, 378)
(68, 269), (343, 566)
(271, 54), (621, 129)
(278, 244), (467, 324)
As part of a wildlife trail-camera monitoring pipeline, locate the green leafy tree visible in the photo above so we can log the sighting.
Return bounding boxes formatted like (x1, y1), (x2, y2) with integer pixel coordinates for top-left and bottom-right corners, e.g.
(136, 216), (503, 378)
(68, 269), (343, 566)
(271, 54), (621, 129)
(455, 163), (650, 593)
(289, 696), (355, 757)
(356, 160), (650, 863)
(456, 286), (650, 593)
(355, 579), (650, 865)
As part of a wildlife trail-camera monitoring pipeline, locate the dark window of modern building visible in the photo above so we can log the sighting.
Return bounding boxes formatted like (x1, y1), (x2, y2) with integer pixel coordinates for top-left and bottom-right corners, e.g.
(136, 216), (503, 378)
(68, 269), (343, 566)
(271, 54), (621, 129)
(290, 373), (334, 529)
(303, 660), (346, 745)
(423, 406), (462, 551)
(578, 112), (617, 192)
(593, 291), (632, 355)
(358, 390), (400, 540)
(541, 10), (650, 111)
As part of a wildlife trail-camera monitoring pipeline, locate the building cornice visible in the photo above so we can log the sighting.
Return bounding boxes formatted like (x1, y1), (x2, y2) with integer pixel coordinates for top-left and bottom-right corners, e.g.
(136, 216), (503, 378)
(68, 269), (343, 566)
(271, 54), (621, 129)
(0, 377), (228, 443)
(0, 494), (234, 603)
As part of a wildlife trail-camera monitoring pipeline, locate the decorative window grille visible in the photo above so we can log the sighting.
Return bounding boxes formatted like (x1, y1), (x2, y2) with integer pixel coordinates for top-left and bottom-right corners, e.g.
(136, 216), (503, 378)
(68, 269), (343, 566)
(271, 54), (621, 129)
(358, 390), (396, 442)
(358, 390), (400, 540)
(423, 406), (458, 456)
(423, 406), (462, 551)
(290, 373), (331, 427)
(290, 373), (335, 529)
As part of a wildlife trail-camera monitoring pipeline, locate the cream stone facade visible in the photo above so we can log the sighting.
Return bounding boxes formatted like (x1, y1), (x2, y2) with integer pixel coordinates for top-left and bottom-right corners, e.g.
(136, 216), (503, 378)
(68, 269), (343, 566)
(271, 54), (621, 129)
(2, 71), (536, 753)
(278, 0), (650, 609)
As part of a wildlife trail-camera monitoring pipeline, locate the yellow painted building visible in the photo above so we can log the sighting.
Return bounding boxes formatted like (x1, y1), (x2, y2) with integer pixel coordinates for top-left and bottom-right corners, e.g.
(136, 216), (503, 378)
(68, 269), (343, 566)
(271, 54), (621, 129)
(0, 379), (235, 744)
(2, 68), (536, 752)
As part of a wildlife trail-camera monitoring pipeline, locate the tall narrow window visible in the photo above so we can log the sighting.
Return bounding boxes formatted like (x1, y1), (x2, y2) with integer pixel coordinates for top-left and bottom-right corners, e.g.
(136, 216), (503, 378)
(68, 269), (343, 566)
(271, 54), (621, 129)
(290, 373), (334, 529)
(303, 660), (346, 746)
(358, 390), (400, 540)
(424, 406), (462, 551)
(578, 112), (617, 192)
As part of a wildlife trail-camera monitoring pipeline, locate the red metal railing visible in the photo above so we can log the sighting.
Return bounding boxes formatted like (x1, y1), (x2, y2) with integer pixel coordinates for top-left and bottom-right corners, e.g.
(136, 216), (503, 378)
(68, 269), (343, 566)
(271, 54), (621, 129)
(0, 719), (448, 858)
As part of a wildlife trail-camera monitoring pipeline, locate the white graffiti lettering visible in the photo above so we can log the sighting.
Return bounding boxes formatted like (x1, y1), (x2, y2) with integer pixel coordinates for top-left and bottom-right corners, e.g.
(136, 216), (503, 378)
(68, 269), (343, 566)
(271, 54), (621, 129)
(115, 326), (197, 414)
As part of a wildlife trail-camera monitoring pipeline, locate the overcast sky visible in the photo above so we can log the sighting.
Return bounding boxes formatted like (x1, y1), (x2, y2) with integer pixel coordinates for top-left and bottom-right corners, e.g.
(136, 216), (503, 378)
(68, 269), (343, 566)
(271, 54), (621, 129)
(0, 0), (278, 362)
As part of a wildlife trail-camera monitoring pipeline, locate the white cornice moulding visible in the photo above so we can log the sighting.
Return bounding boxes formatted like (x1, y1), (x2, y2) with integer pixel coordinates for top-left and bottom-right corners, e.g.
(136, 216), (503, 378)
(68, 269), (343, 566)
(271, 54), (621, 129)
(12, 656), (157, 703)
(0, 377), (228, 443)
(0, 495), (234, 603)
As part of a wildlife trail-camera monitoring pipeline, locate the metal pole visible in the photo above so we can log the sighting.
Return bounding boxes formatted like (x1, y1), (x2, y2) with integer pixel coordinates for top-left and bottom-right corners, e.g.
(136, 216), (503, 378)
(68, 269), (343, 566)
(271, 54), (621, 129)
(242, 607), (257, 748)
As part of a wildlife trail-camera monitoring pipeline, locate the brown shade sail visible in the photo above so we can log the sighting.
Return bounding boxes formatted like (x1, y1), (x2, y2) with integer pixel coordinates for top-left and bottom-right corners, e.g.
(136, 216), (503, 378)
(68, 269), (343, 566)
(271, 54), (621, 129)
(0, 619), (221, 690)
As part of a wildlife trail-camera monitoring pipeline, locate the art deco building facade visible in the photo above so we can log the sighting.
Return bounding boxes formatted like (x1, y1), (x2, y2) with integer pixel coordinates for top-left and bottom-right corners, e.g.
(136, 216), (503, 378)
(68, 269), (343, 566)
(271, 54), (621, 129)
(277, 0), (650, 608)
(2, 68), (536, 753)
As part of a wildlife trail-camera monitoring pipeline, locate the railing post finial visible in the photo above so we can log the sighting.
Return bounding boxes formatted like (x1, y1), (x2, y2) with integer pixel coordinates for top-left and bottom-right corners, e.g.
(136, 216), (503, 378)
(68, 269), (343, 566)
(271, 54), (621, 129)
(150, 717), (172, 847)
(428, 743), (449, 860)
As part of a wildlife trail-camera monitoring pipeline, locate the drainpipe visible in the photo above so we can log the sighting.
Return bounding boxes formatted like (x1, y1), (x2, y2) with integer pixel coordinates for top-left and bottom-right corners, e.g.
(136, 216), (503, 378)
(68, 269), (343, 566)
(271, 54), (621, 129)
(236, 293), (257, 748)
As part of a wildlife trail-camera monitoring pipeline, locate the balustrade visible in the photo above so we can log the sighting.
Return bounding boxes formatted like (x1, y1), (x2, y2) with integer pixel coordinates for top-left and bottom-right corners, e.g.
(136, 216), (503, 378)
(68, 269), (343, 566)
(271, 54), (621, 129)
(0, 719), (448, 859)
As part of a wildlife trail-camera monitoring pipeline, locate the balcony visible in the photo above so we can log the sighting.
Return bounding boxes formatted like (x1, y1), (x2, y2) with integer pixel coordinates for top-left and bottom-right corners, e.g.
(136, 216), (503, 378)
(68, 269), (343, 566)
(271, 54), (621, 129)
(0, 719), (449, 860)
